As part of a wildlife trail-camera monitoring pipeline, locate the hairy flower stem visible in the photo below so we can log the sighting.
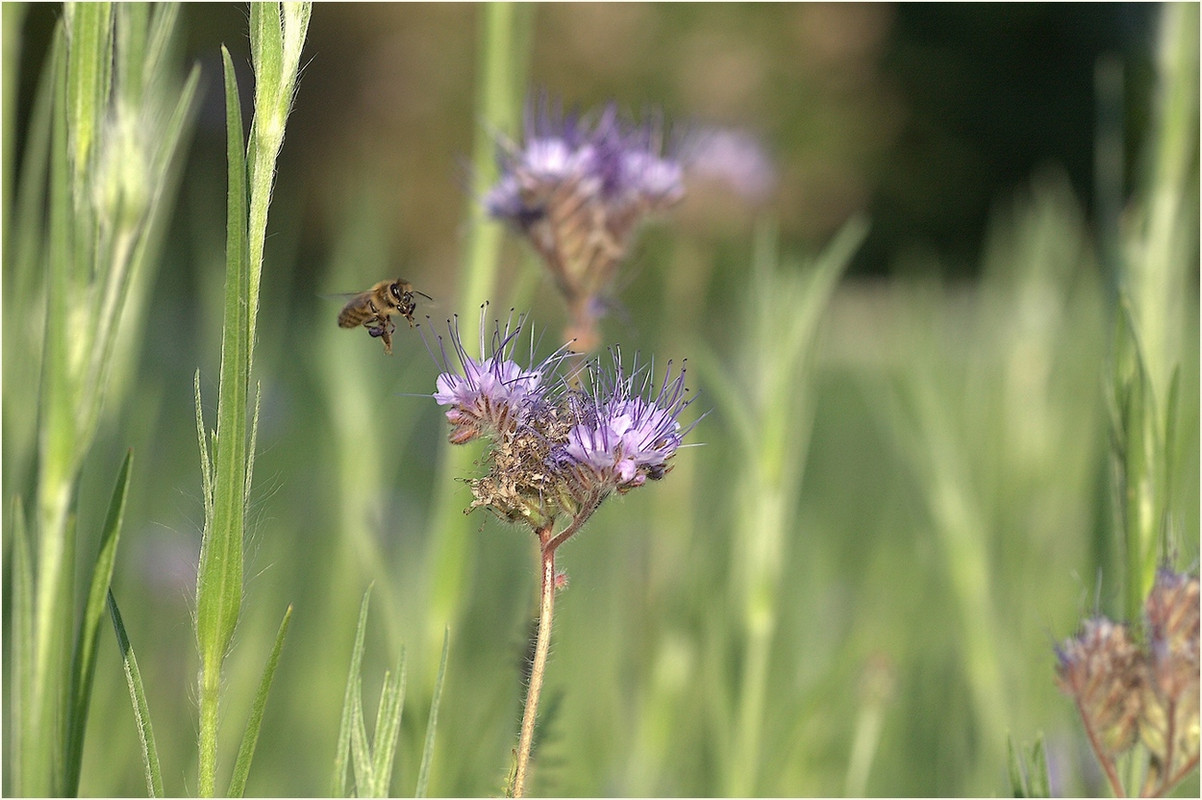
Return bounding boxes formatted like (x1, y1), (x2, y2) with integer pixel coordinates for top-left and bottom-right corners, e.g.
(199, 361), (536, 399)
(512, 527), (556, 799)
(512, 500), (601, 797)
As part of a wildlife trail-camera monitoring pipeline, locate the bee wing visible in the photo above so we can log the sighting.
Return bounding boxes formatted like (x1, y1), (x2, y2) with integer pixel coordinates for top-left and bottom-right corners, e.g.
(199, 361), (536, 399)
(331, 290), (376, 328)
(319, 290), (371, 301)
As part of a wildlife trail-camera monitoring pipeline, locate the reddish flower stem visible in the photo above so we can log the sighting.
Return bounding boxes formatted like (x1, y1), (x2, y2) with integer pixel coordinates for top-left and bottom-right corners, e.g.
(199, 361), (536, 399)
(510, 501), (601, 798)
(512, 527), (557, 798)
(1074, 695), (1127, 797)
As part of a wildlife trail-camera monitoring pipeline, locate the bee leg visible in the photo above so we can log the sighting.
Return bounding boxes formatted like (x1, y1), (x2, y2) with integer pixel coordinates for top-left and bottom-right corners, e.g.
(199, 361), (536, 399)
(380, 328), (393, 355)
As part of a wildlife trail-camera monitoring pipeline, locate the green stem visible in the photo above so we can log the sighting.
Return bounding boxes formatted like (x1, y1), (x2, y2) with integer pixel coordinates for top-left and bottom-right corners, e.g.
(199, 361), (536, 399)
(426, 1), (530, 647)
(198, 658), (221, 797)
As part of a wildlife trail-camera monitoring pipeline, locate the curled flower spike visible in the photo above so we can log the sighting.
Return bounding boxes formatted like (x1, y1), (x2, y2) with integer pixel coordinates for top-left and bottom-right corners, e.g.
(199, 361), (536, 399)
(430, 307), (569, 444)
(1055, 617), (1144, 758)
(485, 94), (684, 351)
(1140, 569), (1200, 784)
(1055, 569), (1201, 797)
(558, 350), (695, 497)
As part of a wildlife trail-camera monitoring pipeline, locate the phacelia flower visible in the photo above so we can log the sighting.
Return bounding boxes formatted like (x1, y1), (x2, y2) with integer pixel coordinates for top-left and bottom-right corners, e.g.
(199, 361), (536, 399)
(1055, 617), (1144, 757)
(485, 95), (685, 351)
(1055, 569), (1200, 796)
(430, 308), (568, 444)
(678, 126), (777, 204)
(557, 350), (695, 497)
(430, 313), (699, 534)
(1139, 569), (1200, 776)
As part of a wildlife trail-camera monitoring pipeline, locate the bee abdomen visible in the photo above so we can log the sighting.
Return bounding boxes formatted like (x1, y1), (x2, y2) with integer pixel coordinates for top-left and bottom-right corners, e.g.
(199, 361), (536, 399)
(337, 307), (364, 328)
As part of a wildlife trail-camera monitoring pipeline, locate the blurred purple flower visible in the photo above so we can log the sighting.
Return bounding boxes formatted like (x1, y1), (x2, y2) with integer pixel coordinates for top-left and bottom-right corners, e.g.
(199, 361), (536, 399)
(679, 126), (777, 203)
(485, 95), (684, 350)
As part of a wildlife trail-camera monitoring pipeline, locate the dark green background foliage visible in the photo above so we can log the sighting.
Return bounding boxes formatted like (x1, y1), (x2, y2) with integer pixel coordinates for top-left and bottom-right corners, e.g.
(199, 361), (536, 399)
(5, 4), (1197, 796)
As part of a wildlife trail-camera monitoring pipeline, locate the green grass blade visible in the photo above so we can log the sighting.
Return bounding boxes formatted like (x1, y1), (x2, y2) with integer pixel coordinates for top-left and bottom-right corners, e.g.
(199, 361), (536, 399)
(28, 28), (78, 796)
(350, 677), (374, 796)
(245, 1), (311, 372)
(7, 499), (34, 793)
(64, 1), (112, 186)
(1, 2), (28, 219)
(1006, 734), (1026, 797)
(415, 628), (450, 798)
(107, 589), (163, 797)
(1028, 735), (1049, 798)
(4, 24), (55, 483)
(195, 369), (214, 521)
(64, 449), (133, 796)
(331, 585), (373, 797)
(196, 45), (250, 799)
(141, 3), (182, 92)
(226, 605), (294, 798)
(426, 1), (533, 651)
(196, 43), (249, 667)
(113, 2), (148, 106)
(245, 382), (262, 508)
(368, 652), (406, 797)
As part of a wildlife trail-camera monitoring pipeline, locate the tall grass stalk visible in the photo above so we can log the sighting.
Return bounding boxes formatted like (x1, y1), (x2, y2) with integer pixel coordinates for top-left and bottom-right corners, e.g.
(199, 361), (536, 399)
(1111, 2), (1197, 621)
(697, 219), (865, 796)
(4, 4), (197, 794)
(425, 1), (532, 646)
(192, 5), (310, 795)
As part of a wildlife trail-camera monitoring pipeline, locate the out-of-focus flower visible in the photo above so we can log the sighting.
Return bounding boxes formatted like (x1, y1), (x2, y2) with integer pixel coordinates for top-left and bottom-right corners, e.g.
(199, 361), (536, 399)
(1140, 569), (1200, 780)
(1055, 617), (1144, 758)
(1055, 569), (1200, 796)
(485, 95), (684, 351)
(679, 126), (777, 204)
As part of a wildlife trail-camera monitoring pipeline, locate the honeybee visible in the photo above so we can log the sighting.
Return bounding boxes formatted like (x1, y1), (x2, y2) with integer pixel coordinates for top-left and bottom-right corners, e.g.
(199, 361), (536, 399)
(337, 279), (431, 354)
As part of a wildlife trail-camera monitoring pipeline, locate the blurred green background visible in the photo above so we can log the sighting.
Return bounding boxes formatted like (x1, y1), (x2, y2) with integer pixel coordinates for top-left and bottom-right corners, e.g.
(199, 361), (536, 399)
(5, 3), (1198, 796)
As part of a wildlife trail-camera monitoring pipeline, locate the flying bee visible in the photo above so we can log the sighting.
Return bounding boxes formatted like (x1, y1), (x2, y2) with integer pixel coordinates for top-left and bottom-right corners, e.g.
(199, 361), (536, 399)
(337, 279), (432, 354)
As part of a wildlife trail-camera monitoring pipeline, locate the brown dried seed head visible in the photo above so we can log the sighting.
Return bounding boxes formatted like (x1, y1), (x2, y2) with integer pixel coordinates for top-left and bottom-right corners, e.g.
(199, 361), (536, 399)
(1056, 618), (1144, 757)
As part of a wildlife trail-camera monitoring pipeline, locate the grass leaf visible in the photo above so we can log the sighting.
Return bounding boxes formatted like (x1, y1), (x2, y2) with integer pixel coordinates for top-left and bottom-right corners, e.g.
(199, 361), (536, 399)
(7, 499), (34, 793)
(195, 369), (214, 521)
(1006, 734), (1026, 797)
(368, 652), (406, 797)
(415, 628), (450, 798)
(331, 586), (373, 797)
(1027, 735), (1049, 798)
(195, 44), (251, 799)
(64, 449), (133, 796)
(64, 1), (111, 186)
(108, 589), (163, 797)
(350, 676), (374, 797)
(227, 605), (294, 798)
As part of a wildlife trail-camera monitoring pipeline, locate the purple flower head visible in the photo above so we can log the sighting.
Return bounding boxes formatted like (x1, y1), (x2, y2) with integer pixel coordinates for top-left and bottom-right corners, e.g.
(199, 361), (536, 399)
(679, 126), (777, 203)
(484, 94), (684, 340)
(430, 308), (568, 444)
(559, 350), (696, 495)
